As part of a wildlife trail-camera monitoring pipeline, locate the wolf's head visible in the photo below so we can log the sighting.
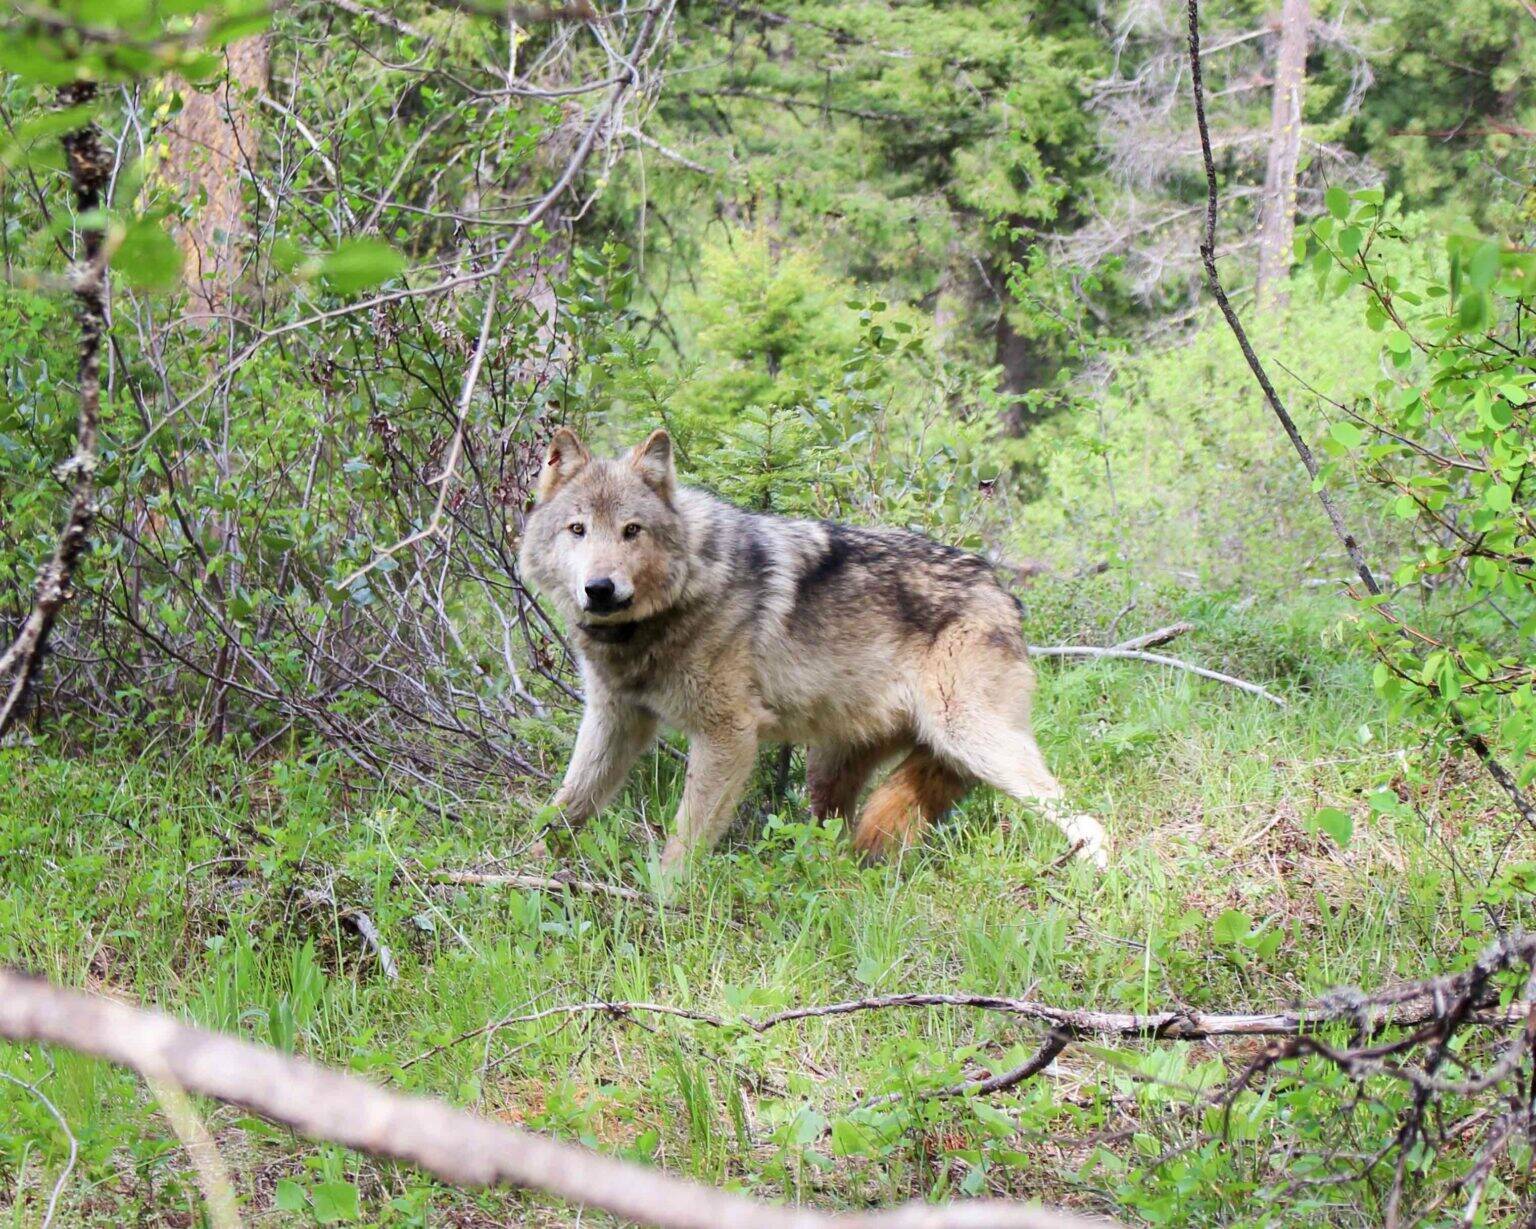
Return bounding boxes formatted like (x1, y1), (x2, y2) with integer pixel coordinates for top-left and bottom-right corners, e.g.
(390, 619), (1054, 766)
(518, 428), (690, 632)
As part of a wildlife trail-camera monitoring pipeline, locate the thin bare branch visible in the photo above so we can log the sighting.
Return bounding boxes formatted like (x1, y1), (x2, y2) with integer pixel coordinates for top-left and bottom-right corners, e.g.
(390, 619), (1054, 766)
(0, 1071), (77, 1229)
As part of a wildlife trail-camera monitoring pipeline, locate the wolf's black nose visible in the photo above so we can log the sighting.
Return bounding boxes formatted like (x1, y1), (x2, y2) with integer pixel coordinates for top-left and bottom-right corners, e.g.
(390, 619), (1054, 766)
(584, 577), (616, 605)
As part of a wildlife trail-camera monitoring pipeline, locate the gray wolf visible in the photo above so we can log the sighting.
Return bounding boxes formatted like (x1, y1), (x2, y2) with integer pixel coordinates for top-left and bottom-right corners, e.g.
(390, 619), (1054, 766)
(517, 427), (1107, 873)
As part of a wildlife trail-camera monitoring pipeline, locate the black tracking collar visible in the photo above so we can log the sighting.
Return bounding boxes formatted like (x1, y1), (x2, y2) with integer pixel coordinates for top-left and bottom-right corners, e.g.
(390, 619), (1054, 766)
(578, 620), (642, 645)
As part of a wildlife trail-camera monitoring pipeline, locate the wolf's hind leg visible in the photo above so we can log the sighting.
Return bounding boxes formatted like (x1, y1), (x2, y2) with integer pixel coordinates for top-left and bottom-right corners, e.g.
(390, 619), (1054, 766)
(929, 720), (1106, 869)
(807, 741), (895, 820)
(918, 634), (1107, 869)
(851, 748), (970, 861)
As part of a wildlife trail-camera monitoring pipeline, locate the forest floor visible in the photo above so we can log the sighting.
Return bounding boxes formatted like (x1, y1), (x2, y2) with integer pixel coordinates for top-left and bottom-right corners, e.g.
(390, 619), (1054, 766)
(2, 588), (1530, 1226)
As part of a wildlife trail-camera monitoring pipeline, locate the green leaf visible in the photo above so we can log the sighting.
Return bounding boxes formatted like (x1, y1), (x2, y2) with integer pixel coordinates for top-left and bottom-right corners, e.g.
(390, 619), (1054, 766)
(319, 239), (405, 294)
(1458, 289), (1489, 332)
(971, 1100), (1017, 1135)
(829, 1119), (873, 1156)
(1212, 909), (1251, 945)
(1469, 241), (1502, 292)
(1, 103), (101, 172)
(787, 1108), (826, 1145)
(1329, 421), (1364, 448)
(114, 219), (182, 291)
(311, 1180), (360, 1224)
(1325, 186), (1350, 221)
(1310, 807), (1353, 848)
(206, 9), (272, 47)
(274, 1179), (306, 1213)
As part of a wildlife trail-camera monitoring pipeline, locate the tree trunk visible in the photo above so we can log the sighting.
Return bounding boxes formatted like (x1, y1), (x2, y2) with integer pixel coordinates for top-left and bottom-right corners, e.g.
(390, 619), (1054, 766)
(164, 36), (268, 315)
(0, 84), (111, 736)
(1254, 0), (1309, 309)
(995, 306), (1049, 435)
(161, 36), (267, 739)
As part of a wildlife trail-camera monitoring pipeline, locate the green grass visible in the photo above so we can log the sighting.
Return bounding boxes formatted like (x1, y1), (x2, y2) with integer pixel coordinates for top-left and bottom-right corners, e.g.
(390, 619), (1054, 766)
(2, 592), (1531, 1226)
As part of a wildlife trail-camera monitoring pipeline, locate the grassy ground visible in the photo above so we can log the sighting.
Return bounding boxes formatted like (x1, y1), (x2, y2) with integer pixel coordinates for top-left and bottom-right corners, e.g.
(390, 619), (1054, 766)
(2, 589), (1530, 1226)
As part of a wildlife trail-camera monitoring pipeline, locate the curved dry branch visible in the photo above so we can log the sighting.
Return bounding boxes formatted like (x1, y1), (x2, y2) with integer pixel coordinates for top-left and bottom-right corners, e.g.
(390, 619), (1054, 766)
(0, 970), (1116, 1229)
(855, 1030), (1072, 1112)
(1028, 623), (1283, 706)
(1028, 644), (1285, 707)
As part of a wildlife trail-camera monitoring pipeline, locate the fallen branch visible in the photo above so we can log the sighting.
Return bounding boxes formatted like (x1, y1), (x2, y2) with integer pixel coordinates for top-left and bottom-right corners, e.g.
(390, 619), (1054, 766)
(0, 970), (1114, 1229)
(745, 988), (1523, 1039)
(1028, 642), (1285, 707)
(429, 869), (655, 906)
(407, 946), (1533, 1076)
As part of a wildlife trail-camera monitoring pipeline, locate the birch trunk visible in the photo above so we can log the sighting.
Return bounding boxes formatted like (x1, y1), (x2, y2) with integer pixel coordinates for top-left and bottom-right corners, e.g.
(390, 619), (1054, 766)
(1254, 0), (1310, 308)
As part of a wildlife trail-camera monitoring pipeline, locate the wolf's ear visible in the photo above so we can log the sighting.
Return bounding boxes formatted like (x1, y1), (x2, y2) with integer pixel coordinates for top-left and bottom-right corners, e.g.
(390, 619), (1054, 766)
(629, 428), (675, 499)
(535, 427), (589, 502)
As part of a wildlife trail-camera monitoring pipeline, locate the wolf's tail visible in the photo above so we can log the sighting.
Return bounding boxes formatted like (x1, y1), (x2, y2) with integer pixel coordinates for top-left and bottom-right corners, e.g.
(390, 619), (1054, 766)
(851, 747), (970, 860)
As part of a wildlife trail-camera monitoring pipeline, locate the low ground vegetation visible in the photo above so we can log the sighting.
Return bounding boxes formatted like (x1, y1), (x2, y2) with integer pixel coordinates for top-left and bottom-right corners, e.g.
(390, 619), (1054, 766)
(5, 587), (1532, 1225)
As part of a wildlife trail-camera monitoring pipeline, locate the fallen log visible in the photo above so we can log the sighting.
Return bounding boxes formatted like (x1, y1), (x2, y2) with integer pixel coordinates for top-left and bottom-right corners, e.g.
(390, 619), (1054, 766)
(0, 970), (1116, 1229)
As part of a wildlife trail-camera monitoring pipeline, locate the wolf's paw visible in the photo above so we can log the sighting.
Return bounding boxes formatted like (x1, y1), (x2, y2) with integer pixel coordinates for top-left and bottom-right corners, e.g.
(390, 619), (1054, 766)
(1050, 805), (1108, 871)
(658, 836), (691, 877)
(535, 823), (580, 862)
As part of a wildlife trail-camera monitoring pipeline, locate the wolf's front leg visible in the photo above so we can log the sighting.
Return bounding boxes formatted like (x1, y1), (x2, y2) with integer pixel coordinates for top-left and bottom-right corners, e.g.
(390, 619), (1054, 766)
(550, 699), (659, 830)
(659, 727), (758, 873)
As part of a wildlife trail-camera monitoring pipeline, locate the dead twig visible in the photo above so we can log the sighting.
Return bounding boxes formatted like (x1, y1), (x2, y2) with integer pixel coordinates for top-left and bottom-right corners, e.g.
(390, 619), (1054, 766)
(1185, 0), (1536, 826)
(0, 1071), (77, 1229)
(1109, 622), (1194, 651)
(299, 888), (399, 981)
(403, 998), (728, 1069)
(855, 1030), (1072, 1112)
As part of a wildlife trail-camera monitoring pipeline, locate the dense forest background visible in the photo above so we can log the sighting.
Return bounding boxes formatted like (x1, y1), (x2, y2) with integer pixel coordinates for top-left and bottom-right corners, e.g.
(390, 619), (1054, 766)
(4, 1), (1536, 1226)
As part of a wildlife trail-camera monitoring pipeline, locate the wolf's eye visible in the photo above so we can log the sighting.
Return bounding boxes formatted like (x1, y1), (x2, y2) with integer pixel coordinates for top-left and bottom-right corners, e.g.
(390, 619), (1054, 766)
(622, 522), (642, 540)
(568, 522), (586, 537)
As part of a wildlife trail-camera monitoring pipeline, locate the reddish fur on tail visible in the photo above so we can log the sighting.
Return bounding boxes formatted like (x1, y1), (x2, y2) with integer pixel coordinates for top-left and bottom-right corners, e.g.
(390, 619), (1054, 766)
(852, 749), (969, 859)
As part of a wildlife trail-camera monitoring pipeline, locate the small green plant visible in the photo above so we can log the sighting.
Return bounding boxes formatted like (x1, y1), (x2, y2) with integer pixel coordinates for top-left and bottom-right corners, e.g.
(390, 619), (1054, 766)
(1303, 191), (1536, 802)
